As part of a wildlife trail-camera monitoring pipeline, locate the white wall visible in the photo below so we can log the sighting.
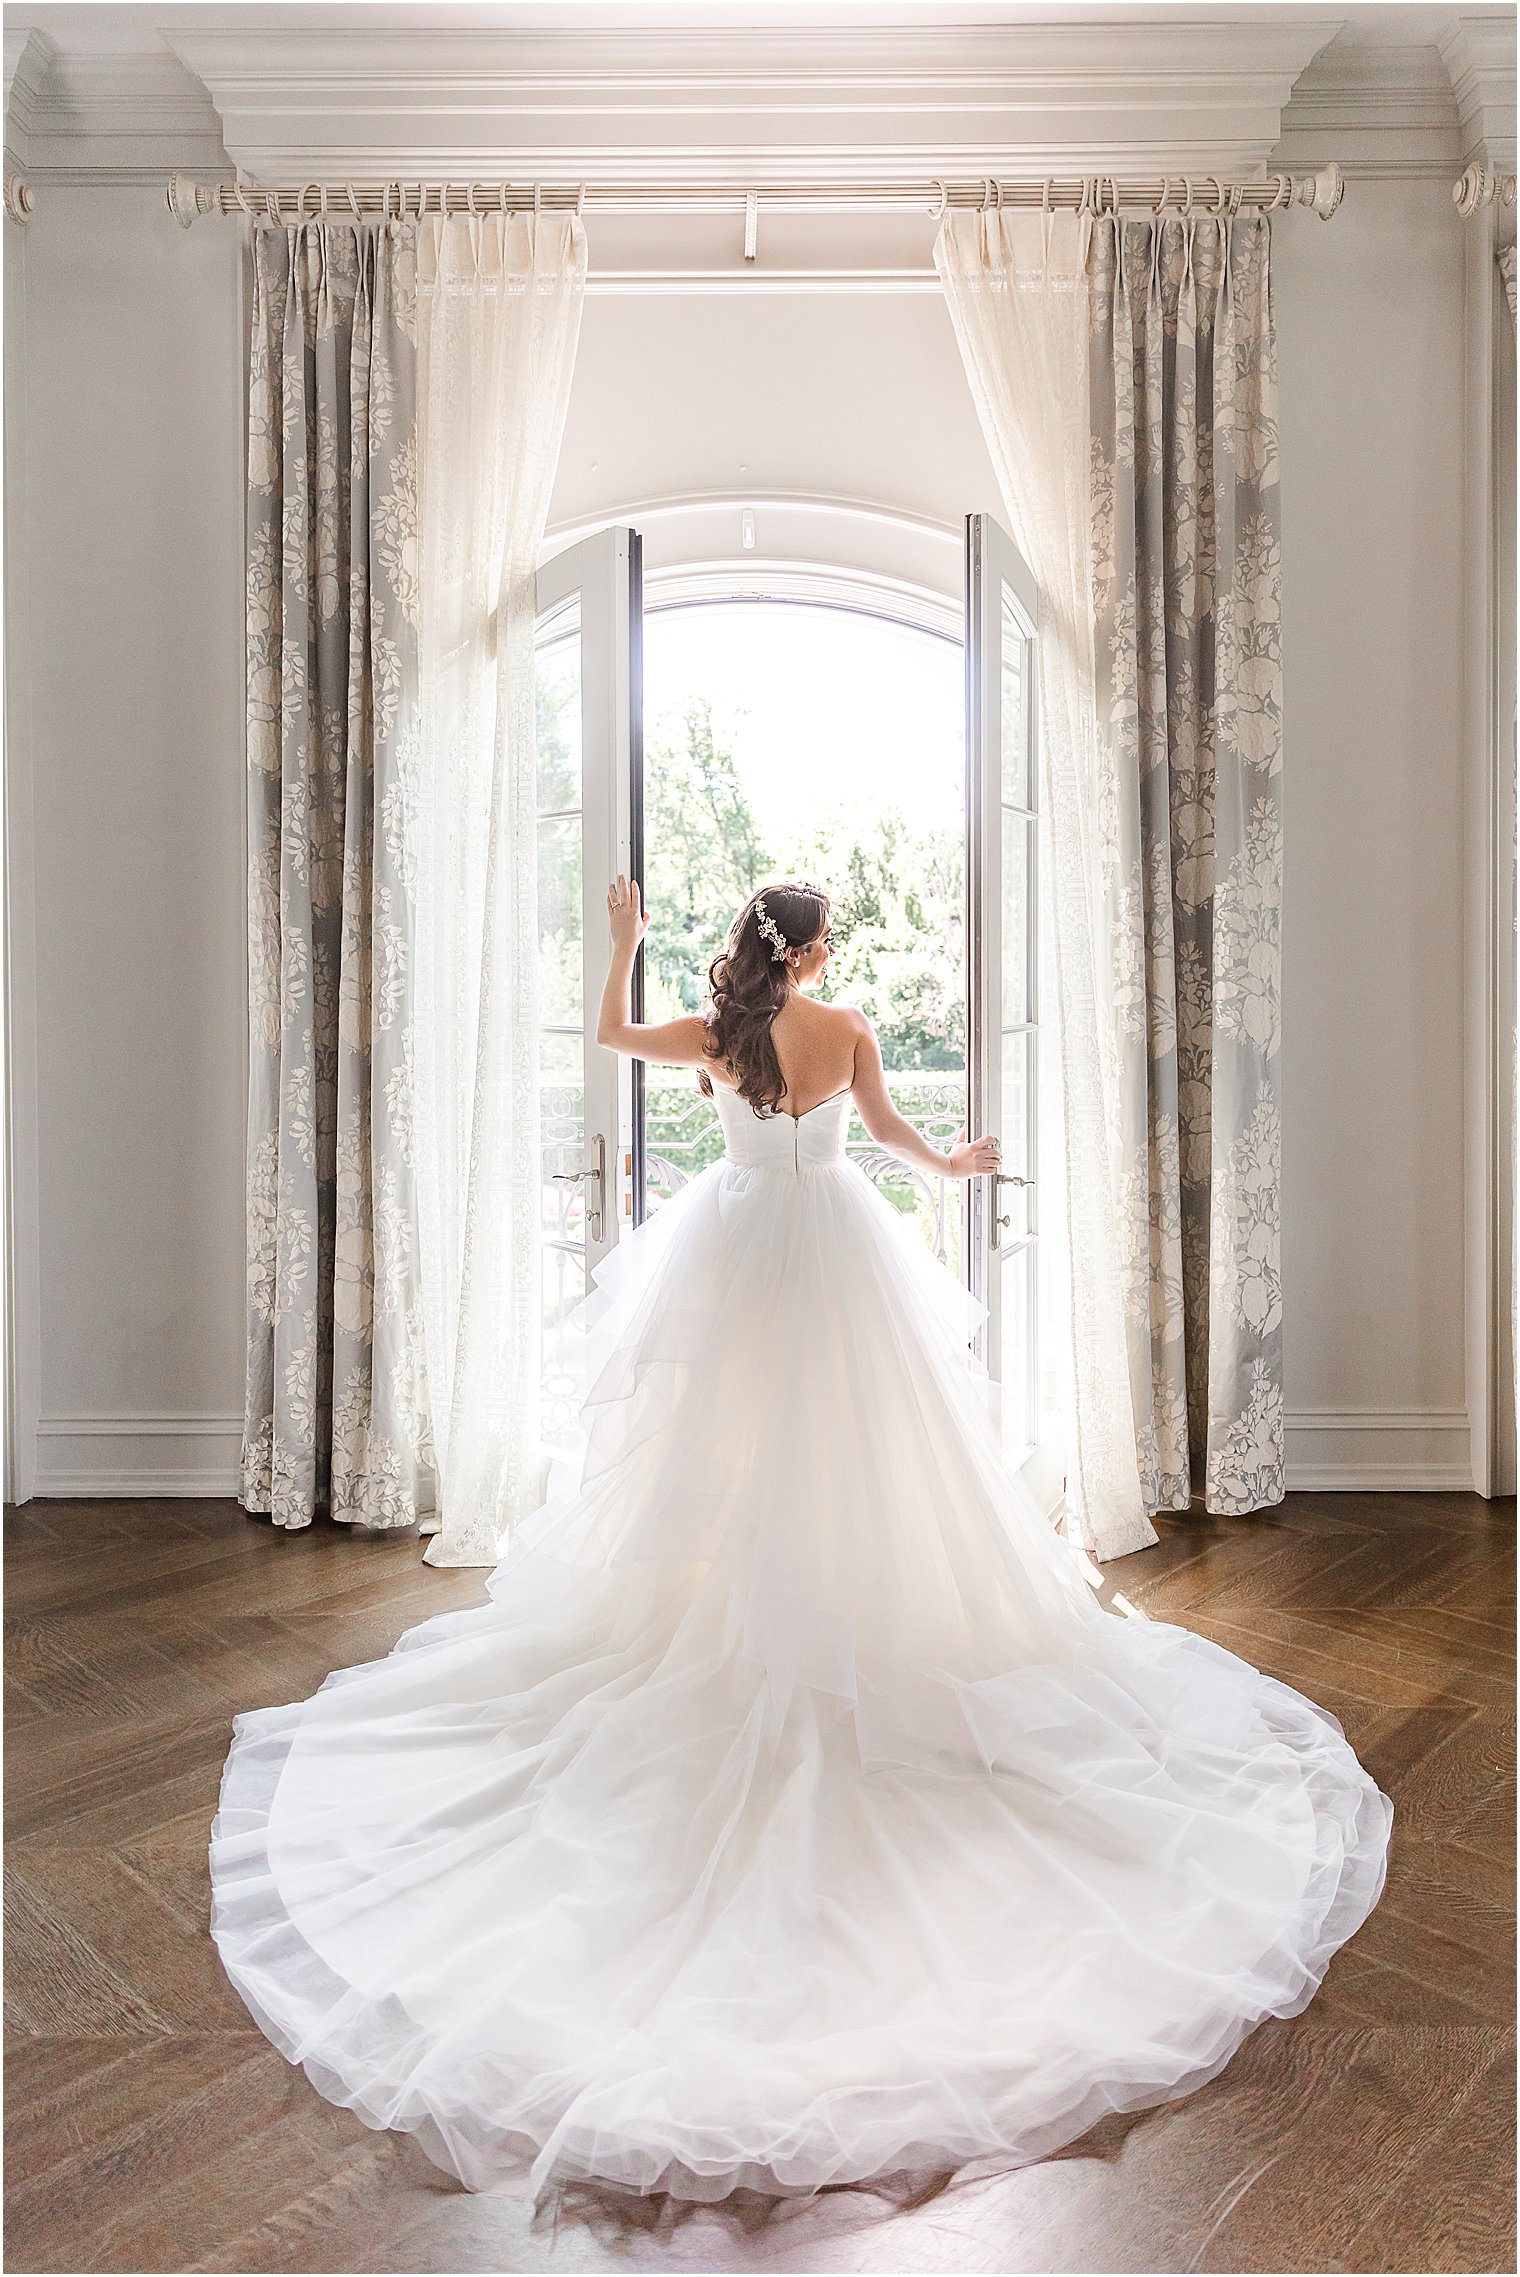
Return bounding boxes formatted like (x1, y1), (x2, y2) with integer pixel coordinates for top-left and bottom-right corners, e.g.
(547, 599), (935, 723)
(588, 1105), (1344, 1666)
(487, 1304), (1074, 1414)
(1274, 178), (1472, 1487)
(550, 285), (1004, 552)
(4, 180), (1479, 1499)
(11, 188), (247, 1493)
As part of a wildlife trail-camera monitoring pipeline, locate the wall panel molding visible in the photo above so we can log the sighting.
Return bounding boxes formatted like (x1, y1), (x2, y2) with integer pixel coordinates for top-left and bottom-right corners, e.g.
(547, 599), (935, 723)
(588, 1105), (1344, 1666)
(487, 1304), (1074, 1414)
(33, 1413), (243, 1499)
(1284, 1408), (1474, 1493)
(28, 1406), (1474, 1502)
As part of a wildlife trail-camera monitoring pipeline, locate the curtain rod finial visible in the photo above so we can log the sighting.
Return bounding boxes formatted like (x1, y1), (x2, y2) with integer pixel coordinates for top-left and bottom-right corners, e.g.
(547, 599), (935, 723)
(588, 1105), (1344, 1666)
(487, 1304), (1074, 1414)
(167, 170), (218, 228)
(1298, 162), (1344, 220)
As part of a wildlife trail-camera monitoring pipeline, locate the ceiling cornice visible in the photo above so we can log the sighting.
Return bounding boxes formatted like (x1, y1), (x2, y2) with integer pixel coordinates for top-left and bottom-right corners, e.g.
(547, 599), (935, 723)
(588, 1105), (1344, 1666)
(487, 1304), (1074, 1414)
(4, 25), (56, 169)
(1439, 14), (1517, 169)
(161, 19), (1343, 181)
(1274, 34), (1462, 181)
(10, 13), (1503, 196)
(13, 48), (231, 181)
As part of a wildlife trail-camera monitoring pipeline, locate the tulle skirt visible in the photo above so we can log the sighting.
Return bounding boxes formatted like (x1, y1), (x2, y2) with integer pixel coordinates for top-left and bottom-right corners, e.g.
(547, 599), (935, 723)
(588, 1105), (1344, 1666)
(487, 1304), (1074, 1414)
(209, 1153), (1392, 2201)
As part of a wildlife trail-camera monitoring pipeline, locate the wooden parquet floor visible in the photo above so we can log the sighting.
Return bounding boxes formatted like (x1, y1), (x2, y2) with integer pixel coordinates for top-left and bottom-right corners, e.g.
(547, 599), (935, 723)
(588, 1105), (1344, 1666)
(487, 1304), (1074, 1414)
(4, 1492), (1514, 2277)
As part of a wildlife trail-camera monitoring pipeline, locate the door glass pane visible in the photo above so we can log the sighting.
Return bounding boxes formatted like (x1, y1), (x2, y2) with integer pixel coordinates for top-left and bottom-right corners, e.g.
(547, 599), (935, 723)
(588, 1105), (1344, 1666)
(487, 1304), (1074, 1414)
(537, 594), (586, 1462)
(1000, 808), (1033, 1025)
(536, 608), (582, 810)
(970, 518), (1043, 1459)
(999, 589), (1029, 808)
(537, 815), (583, 1027)
(540, 1027), (586, 1449)
(998, 1241), (1035, 1454)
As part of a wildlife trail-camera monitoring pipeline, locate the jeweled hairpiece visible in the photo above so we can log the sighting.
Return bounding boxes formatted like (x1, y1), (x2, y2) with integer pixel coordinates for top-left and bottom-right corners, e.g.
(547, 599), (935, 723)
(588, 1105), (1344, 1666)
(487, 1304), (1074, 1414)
(753, 895), (790, 962)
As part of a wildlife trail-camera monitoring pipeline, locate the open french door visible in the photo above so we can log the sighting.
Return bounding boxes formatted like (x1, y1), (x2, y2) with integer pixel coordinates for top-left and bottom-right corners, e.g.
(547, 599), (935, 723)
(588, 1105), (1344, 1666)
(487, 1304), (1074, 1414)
(965, 513), (1054, 1492)
(539, 514), (1053, 1501)
(533, 526), (643, 1440)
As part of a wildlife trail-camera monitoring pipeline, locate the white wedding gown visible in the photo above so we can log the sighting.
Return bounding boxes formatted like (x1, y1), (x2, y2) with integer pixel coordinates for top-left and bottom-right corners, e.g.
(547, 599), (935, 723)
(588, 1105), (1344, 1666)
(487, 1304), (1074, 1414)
(210, 1085), (1392, 2202)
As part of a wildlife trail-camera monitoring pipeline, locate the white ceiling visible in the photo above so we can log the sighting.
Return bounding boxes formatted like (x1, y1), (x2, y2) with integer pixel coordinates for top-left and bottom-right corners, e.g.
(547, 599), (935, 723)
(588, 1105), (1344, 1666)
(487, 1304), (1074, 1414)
(0, 1), (1507, 56)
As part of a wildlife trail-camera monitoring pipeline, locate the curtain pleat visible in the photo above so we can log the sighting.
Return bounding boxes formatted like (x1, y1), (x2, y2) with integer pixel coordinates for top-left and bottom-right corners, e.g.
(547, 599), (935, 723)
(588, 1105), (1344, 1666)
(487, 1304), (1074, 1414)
(242, 222), (434, 1531)
(1089, 217), (1286, 1516)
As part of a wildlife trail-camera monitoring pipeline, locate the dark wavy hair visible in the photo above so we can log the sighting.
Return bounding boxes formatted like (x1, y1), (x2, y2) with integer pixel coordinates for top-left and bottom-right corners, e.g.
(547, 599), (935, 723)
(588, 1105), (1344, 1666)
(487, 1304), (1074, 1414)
(698, 882), (831, 1114)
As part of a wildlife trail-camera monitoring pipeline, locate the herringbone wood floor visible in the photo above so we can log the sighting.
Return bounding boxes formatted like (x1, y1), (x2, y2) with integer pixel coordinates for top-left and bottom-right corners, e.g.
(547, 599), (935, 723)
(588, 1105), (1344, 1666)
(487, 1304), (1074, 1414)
(4, 1492), (1514, 2276)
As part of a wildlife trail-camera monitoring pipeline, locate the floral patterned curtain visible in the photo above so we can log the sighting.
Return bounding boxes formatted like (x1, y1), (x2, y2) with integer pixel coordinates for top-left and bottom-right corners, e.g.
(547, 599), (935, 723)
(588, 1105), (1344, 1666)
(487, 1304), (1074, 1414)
(242, 221), (435, 1532)
(1087, 216), (1285, 1517)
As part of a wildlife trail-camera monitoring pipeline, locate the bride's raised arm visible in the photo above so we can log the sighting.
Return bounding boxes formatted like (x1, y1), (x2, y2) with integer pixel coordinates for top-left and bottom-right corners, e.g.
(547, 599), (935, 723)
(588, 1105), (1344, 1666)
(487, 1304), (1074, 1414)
(596, 875), (713, 1066)
(846, 1012), (1000, 1182)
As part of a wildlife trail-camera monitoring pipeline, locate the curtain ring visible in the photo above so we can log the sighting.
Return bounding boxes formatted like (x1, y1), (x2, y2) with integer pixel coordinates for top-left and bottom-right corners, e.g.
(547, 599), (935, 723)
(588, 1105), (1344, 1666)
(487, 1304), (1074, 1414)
(266, 189), (282, 225)
(1227, 182), (1244, 217)
(1209, 175), (1227, 214)
(1151, 174), (1169, 216)
(993, 176), (1004, 211)
(233, 181), (257, 219)
(931, 178), (948, 221)
(296, 182), (319, 219)
(577, 181), (587, 216)
(498, 182), (509, 214)
(1271, 173), (1291, 212)
(465, 180), (479, 215)
(1041, 177), (1052, 213)
(534, 180), (543, 215)
(1181, 176), (1195, 217)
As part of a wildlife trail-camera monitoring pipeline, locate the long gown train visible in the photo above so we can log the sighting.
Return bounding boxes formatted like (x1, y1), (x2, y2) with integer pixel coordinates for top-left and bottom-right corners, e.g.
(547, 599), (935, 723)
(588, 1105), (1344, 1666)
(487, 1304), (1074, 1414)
(209, 1086), (1392, 2201)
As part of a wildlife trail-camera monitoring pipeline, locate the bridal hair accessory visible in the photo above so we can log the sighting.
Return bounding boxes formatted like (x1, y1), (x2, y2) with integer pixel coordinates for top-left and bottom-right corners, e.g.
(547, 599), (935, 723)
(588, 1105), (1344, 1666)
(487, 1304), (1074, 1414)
(754, 896), (790, 962)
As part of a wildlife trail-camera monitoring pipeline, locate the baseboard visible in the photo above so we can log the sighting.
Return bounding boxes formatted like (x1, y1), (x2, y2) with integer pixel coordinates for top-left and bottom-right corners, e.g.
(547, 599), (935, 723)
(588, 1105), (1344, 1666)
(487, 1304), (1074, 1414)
(31, 1414), (243, 1499)
(19, 1406), (1481, 1503)
(1284, 1408), (1474, 1492)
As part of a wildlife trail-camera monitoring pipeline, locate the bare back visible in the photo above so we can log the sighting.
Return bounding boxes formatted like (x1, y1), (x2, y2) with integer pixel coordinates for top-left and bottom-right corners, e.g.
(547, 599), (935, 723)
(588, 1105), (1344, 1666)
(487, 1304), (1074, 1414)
(707, 992), (861, 1121)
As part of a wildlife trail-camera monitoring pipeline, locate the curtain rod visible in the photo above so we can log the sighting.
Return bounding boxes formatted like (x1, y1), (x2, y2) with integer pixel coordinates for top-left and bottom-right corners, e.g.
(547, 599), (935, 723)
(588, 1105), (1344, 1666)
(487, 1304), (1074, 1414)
(166, 163), (1346, 233)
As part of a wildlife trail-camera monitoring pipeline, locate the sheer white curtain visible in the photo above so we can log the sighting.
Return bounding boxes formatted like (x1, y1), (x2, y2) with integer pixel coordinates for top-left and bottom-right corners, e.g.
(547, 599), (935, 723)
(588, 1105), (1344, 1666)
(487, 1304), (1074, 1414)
(413, 213), (587, 1567)
(936, 210), (1154, 1562)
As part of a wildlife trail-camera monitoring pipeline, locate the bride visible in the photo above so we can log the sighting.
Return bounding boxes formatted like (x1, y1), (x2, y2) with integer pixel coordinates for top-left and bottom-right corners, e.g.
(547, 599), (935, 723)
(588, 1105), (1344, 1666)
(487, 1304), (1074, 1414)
(209, 877), (1392, 2204)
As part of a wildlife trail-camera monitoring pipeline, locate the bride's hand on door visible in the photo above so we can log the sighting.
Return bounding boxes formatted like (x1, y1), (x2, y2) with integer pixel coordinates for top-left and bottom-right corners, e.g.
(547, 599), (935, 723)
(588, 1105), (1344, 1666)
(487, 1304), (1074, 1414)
(607, 874), (650, 955)
(945, 1129), (1002, 1179)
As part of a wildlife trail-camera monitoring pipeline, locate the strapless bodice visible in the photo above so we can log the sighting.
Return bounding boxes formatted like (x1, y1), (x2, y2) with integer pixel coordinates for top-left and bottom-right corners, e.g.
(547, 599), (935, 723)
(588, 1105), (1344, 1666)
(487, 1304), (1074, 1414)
(712, 1083), (852, 1169)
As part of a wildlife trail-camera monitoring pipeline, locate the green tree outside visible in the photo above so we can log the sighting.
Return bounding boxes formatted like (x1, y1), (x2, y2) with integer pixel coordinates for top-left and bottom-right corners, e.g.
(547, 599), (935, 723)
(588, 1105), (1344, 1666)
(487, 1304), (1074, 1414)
(645, 699), (964, 1069)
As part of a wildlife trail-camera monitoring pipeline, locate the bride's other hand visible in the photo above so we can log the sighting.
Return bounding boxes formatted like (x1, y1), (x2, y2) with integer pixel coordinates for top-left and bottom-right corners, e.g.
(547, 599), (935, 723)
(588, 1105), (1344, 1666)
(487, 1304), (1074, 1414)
(607, 874), (649, 954)
(946, 1128), (1001, 1180)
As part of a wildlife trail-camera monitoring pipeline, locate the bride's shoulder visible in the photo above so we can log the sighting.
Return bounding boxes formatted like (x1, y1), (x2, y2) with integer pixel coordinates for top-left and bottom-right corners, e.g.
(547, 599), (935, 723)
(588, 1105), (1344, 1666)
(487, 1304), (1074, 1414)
(816, 1001), (874, 1037)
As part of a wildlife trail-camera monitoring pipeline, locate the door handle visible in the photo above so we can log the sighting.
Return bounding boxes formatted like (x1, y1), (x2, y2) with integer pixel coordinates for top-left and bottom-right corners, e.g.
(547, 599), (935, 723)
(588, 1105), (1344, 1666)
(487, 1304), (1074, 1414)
(552, 1132), (606, 1243)
(991, 1167), (1032, 1252)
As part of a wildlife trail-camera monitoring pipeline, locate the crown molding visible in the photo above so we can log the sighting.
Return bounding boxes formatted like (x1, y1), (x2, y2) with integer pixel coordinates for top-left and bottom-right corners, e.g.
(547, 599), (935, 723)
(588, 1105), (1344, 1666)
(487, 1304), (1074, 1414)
(159, 19), (1343, 181)
(1274, 35), (1462, 181)
(12, 12), (1490, 196)
(1439, 14), (1517, 169)
(4, 25), (55, 170)
(13, 48), (230, 178)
